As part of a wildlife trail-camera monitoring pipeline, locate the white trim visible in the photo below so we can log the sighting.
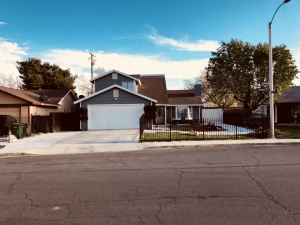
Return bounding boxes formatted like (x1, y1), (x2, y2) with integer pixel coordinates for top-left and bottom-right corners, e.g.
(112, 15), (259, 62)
(91, 69), (141, 84)
(74, 84), (157, 104)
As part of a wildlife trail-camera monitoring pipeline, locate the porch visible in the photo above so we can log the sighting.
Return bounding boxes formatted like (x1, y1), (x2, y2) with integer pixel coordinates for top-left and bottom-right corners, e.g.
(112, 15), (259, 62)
(155, 105), (202, 125)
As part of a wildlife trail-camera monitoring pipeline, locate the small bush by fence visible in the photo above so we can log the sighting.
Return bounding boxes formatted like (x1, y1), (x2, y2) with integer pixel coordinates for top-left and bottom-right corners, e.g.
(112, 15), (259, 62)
(140, 116), (269, 142)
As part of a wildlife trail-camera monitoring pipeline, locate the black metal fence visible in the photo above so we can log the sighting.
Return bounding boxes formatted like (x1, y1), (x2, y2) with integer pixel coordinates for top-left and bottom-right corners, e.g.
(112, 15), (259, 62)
(140, 116), (269, 142)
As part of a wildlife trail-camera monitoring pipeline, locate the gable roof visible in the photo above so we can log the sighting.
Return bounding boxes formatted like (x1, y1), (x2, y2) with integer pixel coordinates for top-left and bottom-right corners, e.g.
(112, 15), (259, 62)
(0, 86), (74, 106)
(167, 89), (203, 105)
(30, 89), (77, 104)
(137, 75), (169, 104)
(277, 86), (300, 103)
(91, 69), (141, 84)
(74, 84), (157, 104)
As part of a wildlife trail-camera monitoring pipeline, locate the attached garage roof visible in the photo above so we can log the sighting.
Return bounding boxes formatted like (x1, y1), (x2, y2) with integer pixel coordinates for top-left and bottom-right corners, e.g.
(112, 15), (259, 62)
(74, 84), (157, 104)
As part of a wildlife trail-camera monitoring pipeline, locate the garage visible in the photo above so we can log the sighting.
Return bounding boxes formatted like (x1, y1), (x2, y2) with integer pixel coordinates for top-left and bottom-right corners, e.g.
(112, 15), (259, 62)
(0, 107), (20, 119)
(87, 104), (145, 130)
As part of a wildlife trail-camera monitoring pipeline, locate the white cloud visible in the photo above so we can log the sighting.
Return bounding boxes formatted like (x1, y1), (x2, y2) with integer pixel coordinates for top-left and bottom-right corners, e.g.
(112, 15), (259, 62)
(0, 21), (6, 25)
(0, 38), (27, 87)
(41, 49), (208, 94)
(148, 32), (220, 52)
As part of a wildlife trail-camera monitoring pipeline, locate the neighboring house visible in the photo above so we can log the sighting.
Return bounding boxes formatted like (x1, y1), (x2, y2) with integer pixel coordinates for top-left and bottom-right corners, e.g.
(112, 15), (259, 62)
(275, 86), (300, 123)
(74, 70), (203, 130)
(0, 86), (77, 130)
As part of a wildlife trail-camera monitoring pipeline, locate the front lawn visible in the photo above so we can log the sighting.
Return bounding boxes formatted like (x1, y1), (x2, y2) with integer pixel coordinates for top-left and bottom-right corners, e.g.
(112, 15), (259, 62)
(142, 132), (253, 142)
(276, 125), (300, 139)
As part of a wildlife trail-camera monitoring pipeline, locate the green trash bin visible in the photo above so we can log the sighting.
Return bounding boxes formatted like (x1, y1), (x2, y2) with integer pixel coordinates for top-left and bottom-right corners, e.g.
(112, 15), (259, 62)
(10, 123), (28, 139)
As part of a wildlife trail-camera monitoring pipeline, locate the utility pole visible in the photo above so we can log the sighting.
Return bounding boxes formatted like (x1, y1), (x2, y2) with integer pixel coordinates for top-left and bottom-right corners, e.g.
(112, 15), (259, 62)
(89, 52), (96, 94)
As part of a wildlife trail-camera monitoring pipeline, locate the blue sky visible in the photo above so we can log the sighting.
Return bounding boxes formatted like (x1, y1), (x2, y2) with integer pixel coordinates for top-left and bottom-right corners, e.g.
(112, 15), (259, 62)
(0, 0), (300, 93)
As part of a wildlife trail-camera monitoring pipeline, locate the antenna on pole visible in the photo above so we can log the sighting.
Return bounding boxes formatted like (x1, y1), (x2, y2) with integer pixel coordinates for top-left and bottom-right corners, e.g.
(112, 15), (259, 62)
(89, 52), (96, 94)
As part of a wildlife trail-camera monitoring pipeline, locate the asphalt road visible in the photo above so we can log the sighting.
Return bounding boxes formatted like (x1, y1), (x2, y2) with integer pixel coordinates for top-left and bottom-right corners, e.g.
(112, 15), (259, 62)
(0, 144), (300, 225)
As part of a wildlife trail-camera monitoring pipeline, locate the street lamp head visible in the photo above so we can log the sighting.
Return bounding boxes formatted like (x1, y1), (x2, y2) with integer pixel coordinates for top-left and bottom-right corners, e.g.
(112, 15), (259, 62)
(283, 0), (291, 4)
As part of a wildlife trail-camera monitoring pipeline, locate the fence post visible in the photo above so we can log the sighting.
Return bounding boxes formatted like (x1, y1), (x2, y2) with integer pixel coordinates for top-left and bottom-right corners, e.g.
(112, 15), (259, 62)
(139, 116), (144, 142)
(7, 129), (11, 143)
(202, 118), (205, 140)
(169, 120), (172, 142)
(235, 124), (238, 140)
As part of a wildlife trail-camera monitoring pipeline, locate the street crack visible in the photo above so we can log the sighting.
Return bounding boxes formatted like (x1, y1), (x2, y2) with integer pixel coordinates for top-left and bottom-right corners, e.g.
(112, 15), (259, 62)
(7, 173), (22, 194)
(245, 168), (293, 215)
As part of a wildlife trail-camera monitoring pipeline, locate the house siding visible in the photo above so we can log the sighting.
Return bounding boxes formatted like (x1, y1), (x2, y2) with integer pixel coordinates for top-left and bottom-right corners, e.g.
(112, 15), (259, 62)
(80, 88), (151, 130)
(94, 72), (135, 92)
(0, 90), (28, 104)
(58, 92), (76, 112)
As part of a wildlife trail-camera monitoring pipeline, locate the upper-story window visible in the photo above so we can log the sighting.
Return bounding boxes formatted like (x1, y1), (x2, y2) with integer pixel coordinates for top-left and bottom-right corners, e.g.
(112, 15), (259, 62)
(112, 73), (118, 79)
(122, 82), (134, 91)
(113, 89), (119, 98)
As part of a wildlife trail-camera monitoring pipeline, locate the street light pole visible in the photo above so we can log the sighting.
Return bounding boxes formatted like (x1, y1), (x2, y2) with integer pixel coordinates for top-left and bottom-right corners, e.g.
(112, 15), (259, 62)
(268, 22), (275, 138)
(268, 0), (291, 138)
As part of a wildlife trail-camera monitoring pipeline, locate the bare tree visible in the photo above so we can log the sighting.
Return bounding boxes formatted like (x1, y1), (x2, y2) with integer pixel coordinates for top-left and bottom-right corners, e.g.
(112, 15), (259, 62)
(0, 73), (22, 89)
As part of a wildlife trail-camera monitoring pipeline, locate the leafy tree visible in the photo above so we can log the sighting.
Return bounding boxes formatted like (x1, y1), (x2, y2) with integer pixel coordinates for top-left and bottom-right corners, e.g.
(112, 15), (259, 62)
(204, 40), (298, 111)
(17, 58), (76, 90)
(184, 72), (236, 108)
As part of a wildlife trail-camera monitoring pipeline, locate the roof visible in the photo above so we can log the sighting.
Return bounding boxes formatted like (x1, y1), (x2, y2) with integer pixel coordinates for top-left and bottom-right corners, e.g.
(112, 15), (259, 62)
(91, 69), (141, 84)
(30, 89), (76, 104)
(137, 75), (169, 104)
(168, 90), (195, 97)
(0, 86), (74, 106)
(168, 96), (203, 105)
(277, 86), (300, 103)
(167, 89), (203, 105)
(74, 84), (157, 104)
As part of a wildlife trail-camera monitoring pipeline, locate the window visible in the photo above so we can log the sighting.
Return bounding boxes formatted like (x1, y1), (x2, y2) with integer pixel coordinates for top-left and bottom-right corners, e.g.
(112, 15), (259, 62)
(121, 82), (134, 91)
(177, 106), (188, 119)
(176, 106), (192, 119)
(112, 73), (118, 79)
(113, 89), (119, 98)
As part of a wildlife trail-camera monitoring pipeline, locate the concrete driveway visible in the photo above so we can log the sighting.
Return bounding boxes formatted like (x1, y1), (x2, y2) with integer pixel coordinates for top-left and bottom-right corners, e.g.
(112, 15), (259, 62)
(1, 129), (141, 155)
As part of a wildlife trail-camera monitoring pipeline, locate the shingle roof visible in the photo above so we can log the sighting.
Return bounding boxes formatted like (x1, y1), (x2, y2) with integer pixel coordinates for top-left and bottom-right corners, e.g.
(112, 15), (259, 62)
(277, 86), (300, 103)
(0, 86), (74, 106)
(137, 75), (169, 104)
(30, 89), (74, 104)
(168, 96), (203, 105)
(168, 90), (203, 105)
(168, 90), (195, 97)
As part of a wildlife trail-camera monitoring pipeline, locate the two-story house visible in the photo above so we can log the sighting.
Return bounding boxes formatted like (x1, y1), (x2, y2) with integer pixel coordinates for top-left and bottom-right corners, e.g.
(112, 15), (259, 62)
(74, 70), (203, 130)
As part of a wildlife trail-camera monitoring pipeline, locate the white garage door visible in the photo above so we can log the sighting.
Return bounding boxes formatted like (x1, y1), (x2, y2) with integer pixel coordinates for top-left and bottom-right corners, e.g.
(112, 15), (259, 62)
(88, 104), (144, 130)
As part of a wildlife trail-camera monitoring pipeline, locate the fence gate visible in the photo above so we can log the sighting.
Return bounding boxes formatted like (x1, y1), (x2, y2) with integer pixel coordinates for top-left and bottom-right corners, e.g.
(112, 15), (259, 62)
(50, 112), (80, 132)
(31, 115), (51, 133)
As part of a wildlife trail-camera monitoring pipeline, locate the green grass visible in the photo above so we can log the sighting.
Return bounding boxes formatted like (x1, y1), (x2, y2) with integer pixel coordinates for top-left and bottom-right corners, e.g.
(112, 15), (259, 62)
(276, 125), (300, 139)
(142, 132), (253, 142)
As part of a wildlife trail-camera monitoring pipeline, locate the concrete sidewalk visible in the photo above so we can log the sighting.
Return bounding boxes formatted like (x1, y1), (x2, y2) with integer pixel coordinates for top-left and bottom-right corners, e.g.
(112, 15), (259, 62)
(1, 131), (300, 156)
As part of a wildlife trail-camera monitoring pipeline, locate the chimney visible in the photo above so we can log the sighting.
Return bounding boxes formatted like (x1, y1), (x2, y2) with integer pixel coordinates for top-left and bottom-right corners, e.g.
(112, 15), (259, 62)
(194, 84), (201, 97)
